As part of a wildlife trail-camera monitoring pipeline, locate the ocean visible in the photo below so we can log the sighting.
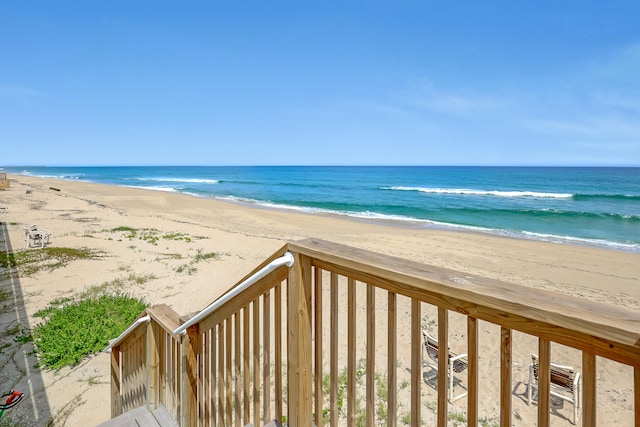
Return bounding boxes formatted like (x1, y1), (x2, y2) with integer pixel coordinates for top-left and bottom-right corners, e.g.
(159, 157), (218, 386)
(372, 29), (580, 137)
(3, 166), (639, 253)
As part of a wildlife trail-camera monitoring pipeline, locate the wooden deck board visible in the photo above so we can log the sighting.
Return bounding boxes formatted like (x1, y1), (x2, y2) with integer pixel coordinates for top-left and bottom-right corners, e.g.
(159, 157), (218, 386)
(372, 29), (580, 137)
(97, 406), (178, 427)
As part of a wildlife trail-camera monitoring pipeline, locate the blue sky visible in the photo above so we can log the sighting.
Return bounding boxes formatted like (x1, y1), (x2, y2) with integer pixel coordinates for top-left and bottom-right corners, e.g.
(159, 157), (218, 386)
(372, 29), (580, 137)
(1, 1), (639, 166)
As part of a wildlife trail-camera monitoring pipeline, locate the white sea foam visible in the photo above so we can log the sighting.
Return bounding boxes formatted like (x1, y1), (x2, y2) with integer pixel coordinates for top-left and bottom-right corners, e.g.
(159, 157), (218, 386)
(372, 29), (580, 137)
(216, 196), (428, 223)
(18, 170), (84, 180)
(129, 177), (219, 184)
(124, 185), (179, 193)
(217, 195), (640, 252)
(517, 231), (640, 252)
(384, 186), (573, 199)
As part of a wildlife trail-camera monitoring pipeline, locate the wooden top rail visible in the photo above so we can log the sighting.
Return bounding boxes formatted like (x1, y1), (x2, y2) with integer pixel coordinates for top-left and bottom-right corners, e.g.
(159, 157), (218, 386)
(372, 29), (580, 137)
(287, 238), (640, 366)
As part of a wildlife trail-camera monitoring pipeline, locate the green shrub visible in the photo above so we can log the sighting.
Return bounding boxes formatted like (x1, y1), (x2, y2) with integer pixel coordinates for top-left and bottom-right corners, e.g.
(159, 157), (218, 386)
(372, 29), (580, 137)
(32, 292), (147, 369)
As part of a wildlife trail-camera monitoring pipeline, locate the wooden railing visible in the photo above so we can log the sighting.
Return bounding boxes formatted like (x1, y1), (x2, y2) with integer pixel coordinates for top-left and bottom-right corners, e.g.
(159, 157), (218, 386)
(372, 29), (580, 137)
(108, 238), (640, 426)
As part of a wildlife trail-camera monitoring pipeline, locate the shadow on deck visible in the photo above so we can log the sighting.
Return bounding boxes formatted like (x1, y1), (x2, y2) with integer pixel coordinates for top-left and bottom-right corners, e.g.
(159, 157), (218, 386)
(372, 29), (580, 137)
(96, 406), (178, 427)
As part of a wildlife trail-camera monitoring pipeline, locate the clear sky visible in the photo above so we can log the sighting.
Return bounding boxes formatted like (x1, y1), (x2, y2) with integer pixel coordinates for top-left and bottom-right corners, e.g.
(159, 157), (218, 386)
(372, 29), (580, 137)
(1, 1), (639, 166)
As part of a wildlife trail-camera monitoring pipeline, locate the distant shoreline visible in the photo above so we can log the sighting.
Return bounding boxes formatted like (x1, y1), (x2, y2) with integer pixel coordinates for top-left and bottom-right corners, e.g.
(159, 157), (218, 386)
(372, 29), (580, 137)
(7, 170), (640, 254)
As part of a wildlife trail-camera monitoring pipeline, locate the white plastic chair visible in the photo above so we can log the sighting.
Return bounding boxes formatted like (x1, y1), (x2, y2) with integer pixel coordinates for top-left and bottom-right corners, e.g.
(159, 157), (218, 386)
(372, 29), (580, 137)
(24, 224), (51, 248)
(528, 353), (581, 424)
(422, 330), (468, 403)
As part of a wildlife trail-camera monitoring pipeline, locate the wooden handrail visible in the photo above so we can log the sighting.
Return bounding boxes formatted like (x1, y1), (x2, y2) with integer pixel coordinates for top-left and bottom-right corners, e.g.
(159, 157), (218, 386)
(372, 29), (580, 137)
(288, 238), (640, 365)
(108, 238), (640, 427)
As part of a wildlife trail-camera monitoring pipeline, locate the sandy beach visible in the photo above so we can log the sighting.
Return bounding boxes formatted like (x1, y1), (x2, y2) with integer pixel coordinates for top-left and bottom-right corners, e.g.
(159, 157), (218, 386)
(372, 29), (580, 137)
(1, 173), (639, 426)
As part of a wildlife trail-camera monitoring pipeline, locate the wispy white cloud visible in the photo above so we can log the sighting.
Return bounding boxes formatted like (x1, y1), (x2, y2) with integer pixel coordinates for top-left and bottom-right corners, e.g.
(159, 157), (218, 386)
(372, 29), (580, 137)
(524, 116), (640, 141)
(590, 92), (640, 112)
(516, 40), (640, 153)
(0, 84), (42, 101)
(401, 80), (508, 116)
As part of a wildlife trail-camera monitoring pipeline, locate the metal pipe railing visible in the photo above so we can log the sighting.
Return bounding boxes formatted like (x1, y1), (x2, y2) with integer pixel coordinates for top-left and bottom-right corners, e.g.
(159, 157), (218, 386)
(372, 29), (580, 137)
(104, 315), (150, 352)
(173, 251), (294, 335)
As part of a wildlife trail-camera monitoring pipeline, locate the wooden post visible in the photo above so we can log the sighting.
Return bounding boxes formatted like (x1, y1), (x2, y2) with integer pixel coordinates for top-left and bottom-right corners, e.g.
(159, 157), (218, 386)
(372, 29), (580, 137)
(147, 322), (160, 411)
(287, 252), (313, 426)
(111, 346), (122, 418)
(181, 324), (200, 427)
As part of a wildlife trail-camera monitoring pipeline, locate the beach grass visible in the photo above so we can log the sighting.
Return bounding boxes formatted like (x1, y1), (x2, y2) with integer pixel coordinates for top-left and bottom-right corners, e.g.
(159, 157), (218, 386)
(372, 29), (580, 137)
(0, 247), (105, 277)
(109, 226), (202, 245)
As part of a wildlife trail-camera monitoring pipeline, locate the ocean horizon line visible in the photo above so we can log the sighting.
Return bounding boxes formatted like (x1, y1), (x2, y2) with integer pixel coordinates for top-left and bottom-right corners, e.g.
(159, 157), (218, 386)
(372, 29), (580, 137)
(3, 164), (640, 168)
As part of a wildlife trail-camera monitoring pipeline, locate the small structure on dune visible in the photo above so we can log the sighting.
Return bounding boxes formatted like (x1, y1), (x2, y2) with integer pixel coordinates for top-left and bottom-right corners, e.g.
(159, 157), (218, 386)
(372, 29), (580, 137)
(0, 172), (9, 190)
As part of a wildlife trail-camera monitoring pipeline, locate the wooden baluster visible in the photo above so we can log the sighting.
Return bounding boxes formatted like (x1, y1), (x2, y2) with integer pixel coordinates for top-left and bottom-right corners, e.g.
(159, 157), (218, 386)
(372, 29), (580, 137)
(252, 299), (260, 427)
(635, 365), (640, 427)
(275, 283), (283, 422)
(243, 307), (250, 426)
(146, 320), (160, 411)
(388, 292), (397, 427)
(467, 317), (478, 427)
(366, 284), (375, 427)
(330, 272), (338, 427)
(583, 351), (596, 427)
(263, 290), (271, 421)
(500, 327), (512, 427)
(235, 313), (241, 427)
(437, 307), (448, 427)
(347, 277), (356, 426)
(111, 346), (122, 417)
(212, 326), (217, 427)
(204, 330), (212, 427)
(226, 318), (232, 427)
(411, 300), (421, 427)
(538, 339), (551, 427)
(313, 267), (323, 427)
(218, 323), (225, 427)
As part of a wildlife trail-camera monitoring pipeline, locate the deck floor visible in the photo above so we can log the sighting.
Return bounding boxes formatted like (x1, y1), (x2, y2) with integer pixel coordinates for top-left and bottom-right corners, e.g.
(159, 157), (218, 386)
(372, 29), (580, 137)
(96, 406), (178, 427)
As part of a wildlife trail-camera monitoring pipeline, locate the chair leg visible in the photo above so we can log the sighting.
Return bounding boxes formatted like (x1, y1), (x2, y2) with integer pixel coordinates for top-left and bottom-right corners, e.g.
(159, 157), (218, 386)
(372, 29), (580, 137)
(573, 381), (581, 425)
(528, 366), (533, 405)
(449, 364), (453, 403)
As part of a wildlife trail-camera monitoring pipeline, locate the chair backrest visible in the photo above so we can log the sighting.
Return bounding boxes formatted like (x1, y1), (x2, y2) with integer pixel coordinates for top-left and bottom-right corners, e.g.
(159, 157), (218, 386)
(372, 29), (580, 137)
(422, 330), (468, 373)
(531, 354), (576, 392)
(422, 330), (440, 362)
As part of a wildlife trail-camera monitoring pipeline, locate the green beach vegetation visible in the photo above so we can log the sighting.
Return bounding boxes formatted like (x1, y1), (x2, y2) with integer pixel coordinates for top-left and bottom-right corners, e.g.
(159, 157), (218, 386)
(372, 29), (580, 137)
(0, 244), (148, 370)
(32, 290), (147, 369)
(0, 247), (104, 278)
(108, 226), (202, 245)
